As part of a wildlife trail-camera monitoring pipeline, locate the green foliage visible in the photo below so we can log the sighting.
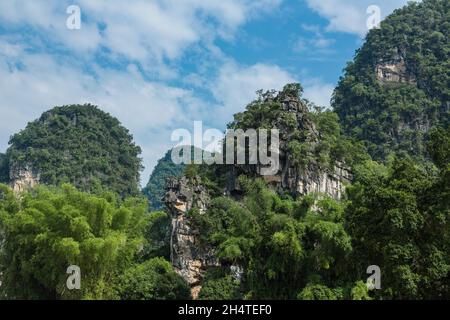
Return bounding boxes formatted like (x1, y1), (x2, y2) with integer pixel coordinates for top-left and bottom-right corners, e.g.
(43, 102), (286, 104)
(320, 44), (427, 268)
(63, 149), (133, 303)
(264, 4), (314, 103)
(142, 149), (185, 211)
(118, 257), (190, 300)
(309, 108), (370, 168)
(426, 126), (450, 169)
(350, 281), (372, 300)
(0, 153), (9, 183)
(297, 284), (344, 300)
(0, 1), (448, 302)
(190, 135), (449, 300)
(184, 164), (199, 179)
(345, 155), (450, 299)
(198, 268), (241, 300)
(192, 177), (354, 299)
(6, 104), (142, 197)
(333, 0), (449, 161)
(142, 211), (172, 260)
(0, 184), (148, 299)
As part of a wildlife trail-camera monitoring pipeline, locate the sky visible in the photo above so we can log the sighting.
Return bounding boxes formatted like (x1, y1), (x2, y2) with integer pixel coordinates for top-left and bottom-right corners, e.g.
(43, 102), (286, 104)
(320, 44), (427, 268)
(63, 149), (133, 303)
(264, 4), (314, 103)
(0, 0), (419, 186)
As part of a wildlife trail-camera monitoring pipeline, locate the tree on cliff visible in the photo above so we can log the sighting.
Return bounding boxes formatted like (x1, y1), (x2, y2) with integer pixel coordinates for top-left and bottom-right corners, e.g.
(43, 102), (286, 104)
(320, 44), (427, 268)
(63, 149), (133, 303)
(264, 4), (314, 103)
(117, 257), (190, 300)
(182, 78), (449, 300)
(229, 83), (368, 174)
(190, 177), (367, 299)
(5, 104), (142, 197)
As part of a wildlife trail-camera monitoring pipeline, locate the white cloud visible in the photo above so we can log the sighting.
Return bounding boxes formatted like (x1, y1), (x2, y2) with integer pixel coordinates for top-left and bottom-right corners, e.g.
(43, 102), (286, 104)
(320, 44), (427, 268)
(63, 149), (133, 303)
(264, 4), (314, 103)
(302, 79), (334, 108)
(211, 62), (335, 122)
(0, 0), (282, 65)
(0, 0), (336, 186)
(305, 0), (421, 36)
(211, 63), (296, 124)
(0, 36), (332, 183)
(294, 23), (335, 53)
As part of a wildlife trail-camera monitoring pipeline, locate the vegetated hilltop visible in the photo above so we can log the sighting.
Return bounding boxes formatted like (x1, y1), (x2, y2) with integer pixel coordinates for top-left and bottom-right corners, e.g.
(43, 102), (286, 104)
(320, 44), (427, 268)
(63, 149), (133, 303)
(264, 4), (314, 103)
(164, 83), (368, 299)
(4, 104), (142, 197)
(333, 0), (449, 161)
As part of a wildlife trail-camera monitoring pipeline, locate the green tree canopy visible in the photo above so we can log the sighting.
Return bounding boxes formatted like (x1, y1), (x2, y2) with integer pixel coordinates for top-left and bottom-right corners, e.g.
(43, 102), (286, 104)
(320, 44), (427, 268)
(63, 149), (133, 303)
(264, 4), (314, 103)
(117, 257), (191, 300)
(345, 155), (450, 299)
(0, 184), (148, 299)
(190, 177), (359, 299)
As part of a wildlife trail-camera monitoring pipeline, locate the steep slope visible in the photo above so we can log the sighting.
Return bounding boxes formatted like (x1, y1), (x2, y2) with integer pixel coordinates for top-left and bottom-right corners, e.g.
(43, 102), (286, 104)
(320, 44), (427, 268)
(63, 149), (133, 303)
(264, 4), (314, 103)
(5, 104), (142, 196)
(333, 0), (449, 161)
(143, 149), (186, 211)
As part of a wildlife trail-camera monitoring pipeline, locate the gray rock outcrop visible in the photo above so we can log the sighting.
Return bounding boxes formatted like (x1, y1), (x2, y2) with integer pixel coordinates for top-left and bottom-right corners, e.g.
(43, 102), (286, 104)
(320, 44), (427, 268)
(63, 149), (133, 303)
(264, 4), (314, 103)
(376, 55), (416, 84)
(164, 176), (219, 298)
(9, 163), (40, 193)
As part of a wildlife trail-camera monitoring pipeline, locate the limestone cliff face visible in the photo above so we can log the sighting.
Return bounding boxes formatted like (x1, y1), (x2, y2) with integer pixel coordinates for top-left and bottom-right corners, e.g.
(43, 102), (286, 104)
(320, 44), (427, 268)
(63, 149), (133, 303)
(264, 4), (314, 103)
(9, 163), (40, 193)
(226, 160), (352, 201)
(281, 161), (352, 200)
(164, 176), (219, 298)
(226, 89), (353, 200)
(376, 56), (416, 84)
(374, 54), (439, 154)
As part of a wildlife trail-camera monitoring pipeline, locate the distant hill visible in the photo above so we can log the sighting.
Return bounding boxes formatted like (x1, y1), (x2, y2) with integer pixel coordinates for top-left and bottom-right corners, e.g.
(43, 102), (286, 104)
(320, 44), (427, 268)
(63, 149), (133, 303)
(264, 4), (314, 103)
(143, 149), (186, 211)
(143, 146), (212, 211)
(4, 104), (142, 196)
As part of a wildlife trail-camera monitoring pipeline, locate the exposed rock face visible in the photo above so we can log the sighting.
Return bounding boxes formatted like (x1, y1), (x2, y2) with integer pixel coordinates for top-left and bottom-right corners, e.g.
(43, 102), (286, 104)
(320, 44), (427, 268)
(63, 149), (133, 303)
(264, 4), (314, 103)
(226, 89), (353, 200)
(164, 176), (219, 299)
(227, 161), (352, 201)
(9, 164), (40, 193)
(287, 162), (352, 200)
(376, 56), (416, 84)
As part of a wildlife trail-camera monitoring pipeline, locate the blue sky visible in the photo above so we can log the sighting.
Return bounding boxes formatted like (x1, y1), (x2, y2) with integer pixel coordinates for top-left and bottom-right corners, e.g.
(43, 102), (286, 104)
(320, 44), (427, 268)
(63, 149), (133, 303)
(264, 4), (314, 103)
(0, 0), (418, 185)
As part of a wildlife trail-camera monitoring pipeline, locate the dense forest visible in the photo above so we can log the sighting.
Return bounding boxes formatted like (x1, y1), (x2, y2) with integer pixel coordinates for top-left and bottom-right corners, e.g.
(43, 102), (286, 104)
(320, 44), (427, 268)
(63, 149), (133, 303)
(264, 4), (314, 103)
(333, 0), (449, 161)
(0, 0), (449, 300)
